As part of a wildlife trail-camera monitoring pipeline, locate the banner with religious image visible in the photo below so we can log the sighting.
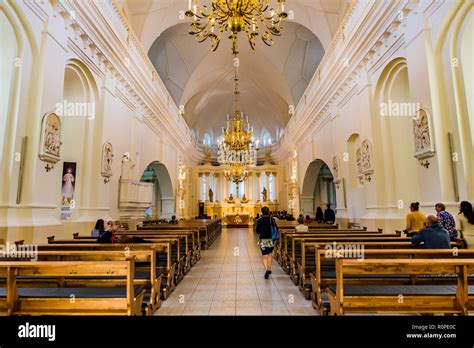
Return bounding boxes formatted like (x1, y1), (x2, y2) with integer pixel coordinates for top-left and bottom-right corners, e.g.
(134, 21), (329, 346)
(60, 162), (77, 220)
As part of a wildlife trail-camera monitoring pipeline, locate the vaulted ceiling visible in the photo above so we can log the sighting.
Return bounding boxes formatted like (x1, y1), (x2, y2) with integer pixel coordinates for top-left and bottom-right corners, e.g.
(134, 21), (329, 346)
(118, 0), (351, 144)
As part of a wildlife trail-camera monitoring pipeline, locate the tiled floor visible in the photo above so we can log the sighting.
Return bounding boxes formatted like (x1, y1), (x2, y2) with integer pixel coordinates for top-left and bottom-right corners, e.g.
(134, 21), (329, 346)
(155, 227), (319, 316)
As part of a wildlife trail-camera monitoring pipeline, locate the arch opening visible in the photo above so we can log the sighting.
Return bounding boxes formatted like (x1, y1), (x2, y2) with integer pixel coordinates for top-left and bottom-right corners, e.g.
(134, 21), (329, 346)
(140, 161), (175, 219)
(301, 159), (336, 218)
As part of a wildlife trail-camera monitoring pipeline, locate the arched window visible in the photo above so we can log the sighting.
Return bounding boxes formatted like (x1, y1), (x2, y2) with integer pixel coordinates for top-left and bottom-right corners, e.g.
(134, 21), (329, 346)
(202, 133), (211, 146)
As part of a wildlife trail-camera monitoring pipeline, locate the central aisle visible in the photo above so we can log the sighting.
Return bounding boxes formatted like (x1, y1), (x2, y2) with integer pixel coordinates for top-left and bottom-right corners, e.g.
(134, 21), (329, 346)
(155, 227), (318, 315)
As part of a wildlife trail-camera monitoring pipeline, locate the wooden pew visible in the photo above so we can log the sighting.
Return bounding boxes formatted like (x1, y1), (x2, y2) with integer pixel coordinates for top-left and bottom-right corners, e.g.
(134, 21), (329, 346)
(138, 218), (222, 249)
(284, 234), (403, 280)
(276, 229), (391, 268)
(310, 248), (474, 314)
(28, 242), (176, 300)
(65, 233), (190, 282)
(1, 249), (165, 315)
(0, 259), (145, 316)
(292, 238), (463, 293)
(48, 235), (187, 286)
(115, 229), (198, 270)
(119, 229), (201, 265)
(326, 258), (474, 315)
(275, 220), (339, 229)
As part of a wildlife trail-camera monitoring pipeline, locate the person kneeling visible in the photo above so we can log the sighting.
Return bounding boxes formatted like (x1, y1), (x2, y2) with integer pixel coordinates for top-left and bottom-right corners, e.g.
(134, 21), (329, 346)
(411, 215), (451, 249)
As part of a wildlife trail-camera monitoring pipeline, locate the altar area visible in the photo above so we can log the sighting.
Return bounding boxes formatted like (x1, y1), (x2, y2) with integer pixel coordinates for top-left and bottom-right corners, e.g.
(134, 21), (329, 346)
(204, 199), (279, 226)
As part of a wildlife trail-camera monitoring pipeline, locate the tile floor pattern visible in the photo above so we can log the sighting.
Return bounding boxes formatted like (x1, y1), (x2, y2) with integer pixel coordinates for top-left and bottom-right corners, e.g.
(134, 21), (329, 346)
(155, 227), (319, 316)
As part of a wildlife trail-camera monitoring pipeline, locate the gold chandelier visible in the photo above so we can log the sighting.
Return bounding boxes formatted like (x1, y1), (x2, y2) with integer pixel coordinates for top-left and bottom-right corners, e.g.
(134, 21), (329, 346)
(185, 0), (288, 54)
(224, 164), (249, 184)
(217, 51), (257, 183)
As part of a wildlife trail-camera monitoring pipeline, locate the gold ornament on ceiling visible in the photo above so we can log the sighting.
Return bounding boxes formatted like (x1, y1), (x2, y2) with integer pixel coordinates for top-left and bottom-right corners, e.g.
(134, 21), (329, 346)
(185, 0), (288, 54)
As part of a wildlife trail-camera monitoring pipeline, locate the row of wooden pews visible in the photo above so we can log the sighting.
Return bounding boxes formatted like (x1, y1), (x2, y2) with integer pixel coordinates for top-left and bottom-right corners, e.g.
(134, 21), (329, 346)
(0, 219), (222, 316)
(138, 218), (222, 250)
(275, 225), (473, 315)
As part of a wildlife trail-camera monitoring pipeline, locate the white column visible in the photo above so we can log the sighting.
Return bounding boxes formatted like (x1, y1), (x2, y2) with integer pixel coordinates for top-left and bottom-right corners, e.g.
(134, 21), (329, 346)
(215, 173), (220, 202)
(273, 172), (277, 202)
(205, 172), (210, 202)
(222, 175), (227, 201)
(265, 172), (270, 201)
(248, 172), (253, 201)
(198, 172), (203, 202)
(256, 172), (261, 202)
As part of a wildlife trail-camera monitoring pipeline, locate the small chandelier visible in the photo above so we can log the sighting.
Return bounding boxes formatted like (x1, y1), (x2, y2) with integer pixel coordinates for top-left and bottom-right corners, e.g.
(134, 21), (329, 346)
(185, 0), (288, 54)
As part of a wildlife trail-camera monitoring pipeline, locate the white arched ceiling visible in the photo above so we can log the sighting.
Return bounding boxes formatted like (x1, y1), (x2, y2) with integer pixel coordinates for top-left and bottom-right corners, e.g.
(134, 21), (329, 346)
(124, 0), (351, 54)
(124, 1), (350, 143)
(148, 21), (324, 142)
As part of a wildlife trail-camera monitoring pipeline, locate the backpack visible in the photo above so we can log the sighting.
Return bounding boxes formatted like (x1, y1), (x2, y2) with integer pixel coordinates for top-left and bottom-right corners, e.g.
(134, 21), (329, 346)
(270, 218), (279, 240)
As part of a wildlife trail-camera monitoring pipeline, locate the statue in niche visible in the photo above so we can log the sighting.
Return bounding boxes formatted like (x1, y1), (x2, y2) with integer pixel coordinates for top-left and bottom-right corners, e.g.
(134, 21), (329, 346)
(356, 148), (363, 175)
(39, 112), (62, 169)
(262, 187), (268, 202)
(361, 140), (371, 172)
(360, 139), (374, 175)
(332, 156), (341, 186)
(413, 109), (435, 159)
(227, 193), (234, 203)
(332, 156), (339, 179)
(101, 142), (114, 183)
(241, 193), (248, 203)
(209, 188), (213, 202)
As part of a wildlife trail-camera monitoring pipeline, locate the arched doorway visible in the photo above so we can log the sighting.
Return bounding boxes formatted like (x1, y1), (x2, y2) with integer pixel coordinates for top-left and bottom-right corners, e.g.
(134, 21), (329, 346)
(140, 161), (174, 219)
(301, 159), (336, 218)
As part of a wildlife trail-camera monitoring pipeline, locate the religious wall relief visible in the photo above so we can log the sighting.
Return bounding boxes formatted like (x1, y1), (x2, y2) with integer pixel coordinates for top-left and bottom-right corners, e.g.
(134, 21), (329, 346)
(101, 142), (114, 183)
(361, 139), (374, 182)
(39, 112), (62, 171)
(413, 109), (435, 168)
(356, 148), (364, 184)
(332, 156), (341, 188)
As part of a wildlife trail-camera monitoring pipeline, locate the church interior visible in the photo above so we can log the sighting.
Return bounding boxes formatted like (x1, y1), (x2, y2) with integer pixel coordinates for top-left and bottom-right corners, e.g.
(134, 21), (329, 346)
(1, 0), (474, 339)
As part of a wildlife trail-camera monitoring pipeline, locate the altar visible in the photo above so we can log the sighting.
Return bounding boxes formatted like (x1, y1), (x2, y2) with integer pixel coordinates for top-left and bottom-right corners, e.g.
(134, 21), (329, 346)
(204, 199), (279, 225)
(224, 213), (251, 227)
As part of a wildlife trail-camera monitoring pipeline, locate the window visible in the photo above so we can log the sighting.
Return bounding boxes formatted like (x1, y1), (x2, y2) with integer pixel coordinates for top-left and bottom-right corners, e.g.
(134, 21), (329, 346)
(200, 175), (206, 201)
(269, 174), (274, 201)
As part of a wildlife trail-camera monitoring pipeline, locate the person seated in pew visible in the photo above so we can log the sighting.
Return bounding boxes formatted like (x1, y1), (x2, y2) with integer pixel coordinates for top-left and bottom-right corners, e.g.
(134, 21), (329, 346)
(435, 202), (457, 240)
(169, 215), (178, 224)
(315, 207), (324, 223)
(411, 215), (451, 249)
(97, 220), (120, 243)
(403, 202), (426, 237)
(91, 219), (105, 237)
(295, 216), (309, 232)
(304, 215), (313, 224)
(458, 201), (474, 249)
(286, 214), (295, 221)
(324, 203), (336, 224)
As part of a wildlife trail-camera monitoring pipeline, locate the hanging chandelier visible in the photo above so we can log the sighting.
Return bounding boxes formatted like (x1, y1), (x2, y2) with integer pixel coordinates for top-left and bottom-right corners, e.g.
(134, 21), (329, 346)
(217, 52), (257, 183)
(224, 164), (249, 184)
(185, 0), (288, 54)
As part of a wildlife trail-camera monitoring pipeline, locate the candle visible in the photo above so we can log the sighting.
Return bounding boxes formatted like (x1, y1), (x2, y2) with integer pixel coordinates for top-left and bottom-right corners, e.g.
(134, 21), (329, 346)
(188, 0), (191, 10)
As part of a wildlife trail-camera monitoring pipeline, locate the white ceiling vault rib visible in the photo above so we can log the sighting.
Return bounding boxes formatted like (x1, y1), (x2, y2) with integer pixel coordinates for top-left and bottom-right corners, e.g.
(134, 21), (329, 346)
(121, 0), (350, 144)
